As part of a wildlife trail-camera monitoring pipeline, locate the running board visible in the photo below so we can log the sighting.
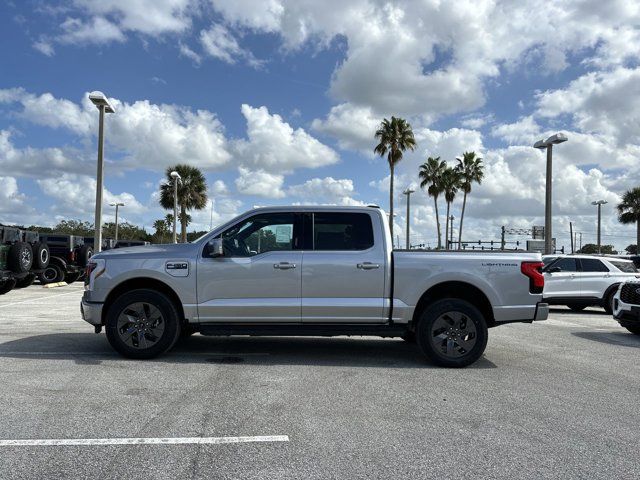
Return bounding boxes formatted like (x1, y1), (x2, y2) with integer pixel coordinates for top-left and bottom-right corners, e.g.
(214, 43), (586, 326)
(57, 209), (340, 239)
(197, 323), (408, 338)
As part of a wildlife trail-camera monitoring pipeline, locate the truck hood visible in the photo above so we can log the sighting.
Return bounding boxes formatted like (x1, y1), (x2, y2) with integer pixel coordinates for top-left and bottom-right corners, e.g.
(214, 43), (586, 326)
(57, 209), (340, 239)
(93, 242), (199, 260)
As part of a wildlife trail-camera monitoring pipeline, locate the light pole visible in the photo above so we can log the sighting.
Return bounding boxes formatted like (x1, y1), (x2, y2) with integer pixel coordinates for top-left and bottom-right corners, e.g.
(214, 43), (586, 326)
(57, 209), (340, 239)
(449, 215), (455, 249)
(109, 202), (125, 243)
(170, 171), (181, 243)
(402, 188), (415, 250)
(591, 200), (608, 254)
(533, 133), (568, 254)
(89, 91), (115, 253)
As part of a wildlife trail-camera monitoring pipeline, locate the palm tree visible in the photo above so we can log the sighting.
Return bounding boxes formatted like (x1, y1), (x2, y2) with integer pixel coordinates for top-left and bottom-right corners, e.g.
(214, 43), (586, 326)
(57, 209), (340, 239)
(374, 116), (417, 242)
(159, 165), (208, 242)
(440, 166), (461, 249)
(153, 219), (168, 243)
(617, 187), (640, 248)
(418, 157), (447, 249)
(455, 152), (484, 249)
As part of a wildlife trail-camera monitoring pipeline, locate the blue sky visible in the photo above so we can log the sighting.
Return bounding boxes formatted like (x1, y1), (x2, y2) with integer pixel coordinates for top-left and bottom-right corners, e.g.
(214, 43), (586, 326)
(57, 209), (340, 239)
(1, 0), (640, 251)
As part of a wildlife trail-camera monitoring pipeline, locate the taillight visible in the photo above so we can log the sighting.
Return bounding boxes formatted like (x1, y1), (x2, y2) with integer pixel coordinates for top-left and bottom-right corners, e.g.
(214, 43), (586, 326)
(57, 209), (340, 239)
(68, 250), (76, 263)
(521, 261), (544, 294)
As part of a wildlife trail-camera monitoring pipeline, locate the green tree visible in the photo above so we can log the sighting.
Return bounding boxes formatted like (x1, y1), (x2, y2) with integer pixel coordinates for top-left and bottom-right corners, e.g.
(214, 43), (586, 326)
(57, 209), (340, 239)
(102, 222), (150, 241)
(455, 151), (484, 249)
(159, 165), (208, 243)
(617, 187), (640, 248)
(53, 220), (94, 236)
(579, 243), (616, 254)
(374, 116), (417, 242)
(418, 156), (446, 249)
(153, 219), (170, 243)
(441, 167), (461, 249)
(625, 244), (638, 255)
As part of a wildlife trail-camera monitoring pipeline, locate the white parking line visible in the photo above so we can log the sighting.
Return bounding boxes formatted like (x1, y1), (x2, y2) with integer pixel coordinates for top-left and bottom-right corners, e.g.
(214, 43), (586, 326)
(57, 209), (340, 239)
(0, 435), (289, 447)
(0, 290), (80, 308)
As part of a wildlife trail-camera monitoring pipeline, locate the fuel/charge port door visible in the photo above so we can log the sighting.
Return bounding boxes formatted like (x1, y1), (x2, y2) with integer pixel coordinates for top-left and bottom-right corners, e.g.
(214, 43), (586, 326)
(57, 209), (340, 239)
(165, 261), (189, 277)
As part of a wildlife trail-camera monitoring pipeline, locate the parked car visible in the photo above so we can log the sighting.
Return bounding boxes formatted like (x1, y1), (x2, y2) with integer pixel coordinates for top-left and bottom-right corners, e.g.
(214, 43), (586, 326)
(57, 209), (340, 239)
(38, 234), (92, 284)
(81, 206), (548, 367)
(542, 254), (640, 313)
(612, 281), (640, 335)
(613, 255), (640, 269)
(114, 240), (150, 248)
(0, 225), (50, 292)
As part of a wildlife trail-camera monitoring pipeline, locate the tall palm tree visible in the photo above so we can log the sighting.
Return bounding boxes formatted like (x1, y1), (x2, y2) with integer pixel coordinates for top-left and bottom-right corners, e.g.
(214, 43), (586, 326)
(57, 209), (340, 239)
(455, 151), (484, 249)
(374, 116), (417, 242)
(441, 166), (461, 249)
(617, 187), (640, 248)
(159, 165), (208, 243)
(418, 156), (447, 249)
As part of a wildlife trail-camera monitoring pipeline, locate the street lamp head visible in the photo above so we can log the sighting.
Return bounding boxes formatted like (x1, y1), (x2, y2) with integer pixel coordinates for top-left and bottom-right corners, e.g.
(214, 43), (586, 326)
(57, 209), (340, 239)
(545, 133), (568, 145)
(109, 202), (125, 207)
(170, 171), (181, 182)
(88, 91), (115, 114)
(533, 140), (547, 149)
(403, 188), (415, 195)
(591, 200), (607, 206)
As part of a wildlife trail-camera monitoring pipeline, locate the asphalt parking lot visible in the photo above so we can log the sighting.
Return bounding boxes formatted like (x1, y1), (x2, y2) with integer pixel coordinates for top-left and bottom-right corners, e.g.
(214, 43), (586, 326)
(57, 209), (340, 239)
(0, 284), (638, 480)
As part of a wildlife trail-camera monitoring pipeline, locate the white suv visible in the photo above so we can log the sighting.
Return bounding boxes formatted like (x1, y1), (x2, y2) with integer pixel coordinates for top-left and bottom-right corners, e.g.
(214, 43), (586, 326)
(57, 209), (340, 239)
(542, 255), (639, 313)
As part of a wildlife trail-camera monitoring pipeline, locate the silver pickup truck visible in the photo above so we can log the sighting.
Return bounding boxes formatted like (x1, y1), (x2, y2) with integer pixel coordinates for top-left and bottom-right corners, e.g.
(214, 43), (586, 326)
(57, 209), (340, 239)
(81, 206), (548, 367)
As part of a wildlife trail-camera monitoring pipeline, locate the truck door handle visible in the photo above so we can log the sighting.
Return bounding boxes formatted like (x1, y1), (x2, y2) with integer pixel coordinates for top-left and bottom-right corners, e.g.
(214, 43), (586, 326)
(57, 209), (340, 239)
(357, 262), (380, 270)
(274, 262), (296, 270)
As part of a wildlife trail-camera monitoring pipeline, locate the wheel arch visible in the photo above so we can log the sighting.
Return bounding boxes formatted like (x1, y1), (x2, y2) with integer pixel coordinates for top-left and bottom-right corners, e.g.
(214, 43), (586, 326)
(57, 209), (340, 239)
(603, 283), (620, 301)
(410, 281), (495, 329)
(101, 277), (185, 326)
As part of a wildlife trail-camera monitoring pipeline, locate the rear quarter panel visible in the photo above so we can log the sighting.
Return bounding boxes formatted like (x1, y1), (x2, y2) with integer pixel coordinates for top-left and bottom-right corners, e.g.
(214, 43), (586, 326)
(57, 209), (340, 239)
(392, 251), (543, 323)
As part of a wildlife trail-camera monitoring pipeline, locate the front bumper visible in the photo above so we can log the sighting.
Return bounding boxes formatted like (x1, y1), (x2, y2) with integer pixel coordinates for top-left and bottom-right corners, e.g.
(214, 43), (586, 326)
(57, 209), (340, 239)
(81, 296), (103, 326)
(612, 291), (640, 324)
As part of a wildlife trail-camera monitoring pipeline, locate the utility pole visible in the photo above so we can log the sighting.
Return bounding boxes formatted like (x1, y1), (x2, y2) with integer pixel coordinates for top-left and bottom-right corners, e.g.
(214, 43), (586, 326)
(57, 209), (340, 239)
(592, 200), (607, 254)
(579, 232), (582, 251)
(402, 188), (415, 250)
(501, 226), (506, 250)
(449, 215), (455, 250)
(110, 202), (125, 243)
(569, 221), (574, 254)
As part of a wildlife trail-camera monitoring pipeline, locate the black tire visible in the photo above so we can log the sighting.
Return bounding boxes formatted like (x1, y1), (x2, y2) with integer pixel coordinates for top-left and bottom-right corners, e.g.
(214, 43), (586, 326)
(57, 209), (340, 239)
(14, 274), (36, 289)
(567, 304), (586, 312)
(31, 242), (50, 269)
(0, 278), (16, 295)
(105, 289), (181, 359)
(620, 322), (640, 335)
(7, 242), (33, 274)
(76, 245), (93, 268)
(64, 272), (82, 284)
(416, 298), (488, 368)
(603, 291), (615, 315)
(39, 264), (64, 284)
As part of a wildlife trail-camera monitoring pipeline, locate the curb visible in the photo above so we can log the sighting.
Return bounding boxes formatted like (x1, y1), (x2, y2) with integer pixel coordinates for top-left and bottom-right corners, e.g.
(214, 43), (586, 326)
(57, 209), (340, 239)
(42, 282), (69, 289)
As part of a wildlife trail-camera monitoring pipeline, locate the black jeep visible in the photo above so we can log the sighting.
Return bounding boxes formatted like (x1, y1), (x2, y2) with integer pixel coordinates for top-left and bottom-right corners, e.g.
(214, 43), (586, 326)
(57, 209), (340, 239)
(0, 226), (50, 293)
(38, 234), (92, 284)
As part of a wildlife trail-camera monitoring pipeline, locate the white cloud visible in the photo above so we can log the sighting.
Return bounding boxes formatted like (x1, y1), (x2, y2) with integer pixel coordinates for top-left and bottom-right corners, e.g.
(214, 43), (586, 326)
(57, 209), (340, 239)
(233, 104), (339, 173)
(32, 39), (55, 56)
(491, 116), (541, 145)
(288, 177), (364, 205)
(200, 24), (263, 68)
(0, 176), (26, 212)
(58, 16), (126, 45)
(179, 42), (201, 64)
(234, 167), (285, 198)
(311, 103), (379, 153)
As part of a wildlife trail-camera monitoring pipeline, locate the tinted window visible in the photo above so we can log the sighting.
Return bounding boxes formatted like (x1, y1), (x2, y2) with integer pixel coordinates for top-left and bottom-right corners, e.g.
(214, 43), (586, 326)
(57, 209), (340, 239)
(313, 213), (374, 251)
(580, 258), (609, 272)
(609, 260), (638, 273)
(218, 213), (297, 257)
(551, 258), (577, 272)
(543, 257), (557, 266)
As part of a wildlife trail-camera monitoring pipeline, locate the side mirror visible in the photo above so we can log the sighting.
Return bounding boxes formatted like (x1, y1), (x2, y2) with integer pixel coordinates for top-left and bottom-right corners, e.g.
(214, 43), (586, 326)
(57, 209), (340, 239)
(208, 238), (224, 258)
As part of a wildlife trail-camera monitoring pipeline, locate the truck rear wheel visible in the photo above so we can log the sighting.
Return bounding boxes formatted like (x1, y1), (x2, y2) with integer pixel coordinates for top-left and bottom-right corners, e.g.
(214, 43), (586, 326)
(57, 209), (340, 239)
(105, 289), (181, 359)
(416, 298), (488, 368)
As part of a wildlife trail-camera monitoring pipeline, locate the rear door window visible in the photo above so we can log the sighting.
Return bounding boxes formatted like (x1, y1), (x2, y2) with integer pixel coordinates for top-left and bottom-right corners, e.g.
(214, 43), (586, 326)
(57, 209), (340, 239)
(313, 213), (374, 251)
(579, 258), (610, 272)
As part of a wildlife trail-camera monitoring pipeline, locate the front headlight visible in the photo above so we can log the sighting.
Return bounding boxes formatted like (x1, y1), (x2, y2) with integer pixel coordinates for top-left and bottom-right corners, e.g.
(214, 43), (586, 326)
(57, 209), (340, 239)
(84, 258), (105, 291)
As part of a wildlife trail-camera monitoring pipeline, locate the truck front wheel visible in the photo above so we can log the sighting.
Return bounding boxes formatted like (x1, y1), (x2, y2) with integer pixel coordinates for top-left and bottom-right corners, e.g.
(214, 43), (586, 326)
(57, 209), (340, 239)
(416, 299), (488, 368)
(105, 289), (181, 359)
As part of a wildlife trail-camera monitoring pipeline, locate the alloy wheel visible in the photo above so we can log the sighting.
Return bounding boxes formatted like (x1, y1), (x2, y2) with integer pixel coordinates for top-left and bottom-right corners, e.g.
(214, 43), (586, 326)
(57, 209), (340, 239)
(117, 302), (165, 349)
(430, 311), (477, 358)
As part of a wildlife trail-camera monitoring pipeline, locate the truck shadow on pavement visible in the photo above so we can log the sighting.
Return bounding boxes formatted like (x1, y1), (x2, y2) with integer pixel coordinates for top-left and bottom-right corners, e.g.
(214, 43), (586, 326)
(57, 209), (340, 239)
(571, 331), (640, 349)
(549, 307), (609, 316)
(0, 333), (498, 369)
